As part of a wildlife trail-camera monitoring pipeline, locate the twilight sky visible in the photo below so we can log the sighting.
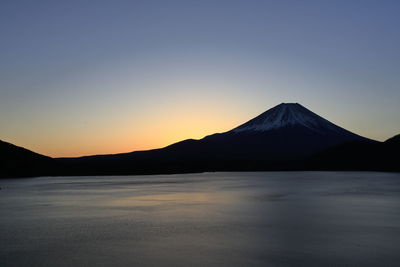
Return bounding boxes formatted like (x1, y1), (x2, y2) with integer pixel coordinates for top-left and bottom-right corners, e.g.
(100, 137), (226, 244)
(1, 0), (399, 157)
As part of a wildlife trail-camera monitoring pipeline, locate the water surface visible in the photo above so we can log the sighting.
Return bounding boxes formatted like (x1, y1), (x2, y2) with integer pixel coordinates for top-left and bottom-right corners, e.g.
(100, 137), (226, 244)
(1, 172), (400, 266)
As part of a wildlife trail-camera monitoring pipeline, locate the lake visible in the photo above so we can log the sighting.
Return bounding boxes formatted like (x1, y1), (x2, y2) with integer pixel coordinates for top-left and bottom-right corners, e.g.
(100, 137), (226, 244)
(1, 172), (400, 266)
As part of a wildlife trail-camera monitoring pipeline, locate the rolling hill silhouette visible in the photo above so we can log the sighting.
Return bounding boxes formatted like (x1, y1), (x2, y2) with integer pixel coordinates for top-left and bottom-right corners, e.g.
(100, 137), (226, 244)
(311, 133), (399, 171)
(0, 140), (53, 177)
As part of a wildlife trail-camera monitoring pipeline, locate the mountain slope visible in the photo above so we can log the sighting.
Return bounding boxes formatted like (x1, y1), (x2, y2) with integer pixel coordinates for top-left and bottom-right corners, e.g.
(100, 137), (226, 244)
(0, 140), (53, 177)
(203, 103), (370, 158)
(232, 103), (357, 135)
(311, 133), (399, 171)
(384, 133), (400, 147)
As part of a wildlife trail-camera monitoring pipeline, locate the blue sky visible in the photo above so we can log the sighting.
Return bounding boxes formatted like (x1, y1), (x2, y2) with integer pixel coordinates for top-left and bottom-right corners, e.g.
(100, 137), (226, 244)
(1, 0), (399, 156)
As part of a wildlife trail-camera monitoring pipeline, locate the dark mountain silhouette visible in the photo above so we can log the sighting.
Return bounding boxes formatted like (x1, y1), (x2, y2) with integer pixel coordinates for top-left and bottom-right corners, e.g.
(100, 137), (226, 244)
(385, 133), (400, 146)
(0, 140), (53, 177)
(1, 103), (398, 178)
(311, 133), (399, 171)
(55, 103), (376, 175)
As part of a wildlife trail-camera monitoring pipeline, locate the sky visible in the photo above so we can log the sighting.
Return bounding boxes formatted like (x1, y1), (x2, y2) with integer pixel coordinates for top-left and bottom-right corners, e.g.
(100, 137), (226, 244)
(1, 0), (399, 157)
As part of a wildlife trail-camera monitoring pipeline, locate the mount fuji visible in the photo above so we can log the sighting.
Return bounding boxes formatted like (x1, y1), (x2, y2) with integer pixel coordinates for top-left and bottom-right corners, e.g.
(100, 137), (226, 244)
(231, 103), (359, 135)
(204, 102), (371, 158)
(166, 102), (371, 160)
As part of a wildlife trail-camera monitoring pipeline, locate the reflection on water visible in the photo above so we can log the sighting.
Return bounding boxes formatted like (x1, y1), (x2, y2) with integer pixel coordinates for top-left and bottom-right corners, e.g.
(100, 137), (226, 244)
(0, 172), (400, 267)
(111, 192), (234, 207)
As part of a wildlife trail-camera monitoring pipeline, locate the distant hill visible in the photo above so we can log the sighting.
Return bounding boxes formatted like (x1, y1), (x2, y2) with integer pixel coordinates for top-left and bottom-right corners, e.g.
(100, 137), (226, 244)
(0, 140), (53, 178)
(385, 133), (400, 146)
(310, 134), (399, 171)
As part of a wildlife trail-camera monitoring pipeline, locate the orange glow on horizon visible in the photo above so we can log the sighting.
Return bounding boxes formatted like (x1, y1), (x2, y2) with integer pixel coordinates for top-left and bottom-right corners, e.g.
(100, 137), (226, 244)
(3, 94), (390, 158)
(14, 101), (248, 158)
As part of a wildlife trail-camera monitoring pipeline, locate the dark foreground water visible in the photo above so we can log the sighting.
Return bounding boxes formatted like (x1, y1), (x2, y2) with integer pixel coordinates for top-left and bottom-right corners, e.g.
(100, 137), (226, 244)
(1, 172), (400, 267)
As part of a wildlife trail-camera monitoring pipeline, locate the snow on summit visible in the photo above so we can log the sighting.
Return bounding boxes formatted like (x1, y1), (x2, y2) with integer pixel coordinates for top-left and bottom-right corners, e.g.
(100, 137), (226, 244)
(231, 103), (352, 135)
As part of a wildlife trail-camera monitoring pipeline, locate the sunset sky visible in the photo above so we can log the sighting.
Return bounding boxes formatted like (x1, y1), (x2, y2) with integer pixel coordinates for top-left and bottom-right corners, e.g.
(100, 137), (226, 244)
(1, 0), (399, 157)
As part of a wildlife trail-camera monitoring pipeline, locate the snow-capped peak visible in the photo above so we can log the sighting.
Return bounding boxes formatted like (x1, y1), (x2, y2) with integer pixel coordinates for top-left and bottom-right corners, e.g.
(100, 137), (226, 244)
(231, 103), (348, 134)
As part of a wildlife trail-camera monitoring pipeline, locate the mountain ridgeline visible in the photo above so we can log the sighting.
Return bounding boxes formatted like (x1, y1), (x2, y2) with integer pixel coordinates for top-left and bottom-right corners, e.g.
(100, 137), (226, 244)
(0, 140), (53, 177)
(1, 103), (398, 177)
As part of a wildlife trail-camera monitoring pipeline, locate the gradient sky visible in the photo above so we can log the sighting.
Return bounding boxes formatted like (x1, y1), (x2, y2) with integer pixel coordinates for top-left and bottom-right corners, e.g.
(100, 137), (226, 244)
(1, 0), (399, 157)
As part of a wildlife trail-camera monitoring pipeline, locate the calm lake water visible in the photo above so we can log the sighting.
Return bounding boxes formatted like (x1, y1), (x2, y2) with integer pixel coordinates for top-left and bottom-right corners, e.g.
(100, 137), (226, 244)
(1, 172), (400, 267)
